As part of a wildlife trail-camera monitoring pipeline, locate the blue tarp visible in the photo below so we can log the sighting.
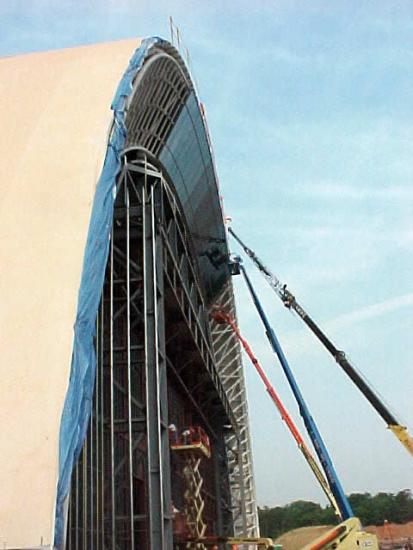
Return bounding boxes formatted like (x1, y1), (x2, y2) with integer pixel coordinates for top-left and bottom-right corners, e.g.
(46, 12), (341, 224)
(53, 36), (166, 548)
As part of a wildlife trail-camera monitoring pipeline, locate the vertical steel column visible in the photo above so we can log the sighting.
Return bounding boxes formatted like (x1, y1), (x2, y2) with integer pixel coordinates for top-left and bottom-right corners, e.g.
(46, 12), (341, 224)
(109, 235), (116, 549)
(99, 300), (105, 550)
(90, 386), (94, 550)
(236, 435), (248, 536)
(125, 182), (136, 547)
(82, 443), (87, 549)
(98, 298), (107, 550)
(94, 307), (100, 550)
(213, 442), (224, 538)
(67, 492), (72, 548)
(155, 181), (173, 550)
(142, 166), (172, 550)
(75, 464), (79, 550)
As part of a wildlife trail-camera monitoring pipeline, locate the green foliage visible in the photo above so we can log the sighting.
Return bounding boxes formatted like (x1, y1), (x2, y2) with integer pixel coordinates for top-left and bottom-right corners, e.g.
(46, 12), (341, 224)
(259, 500), (337, 539)
(258, 490), (413, 539)
(348, 490), (413, 526)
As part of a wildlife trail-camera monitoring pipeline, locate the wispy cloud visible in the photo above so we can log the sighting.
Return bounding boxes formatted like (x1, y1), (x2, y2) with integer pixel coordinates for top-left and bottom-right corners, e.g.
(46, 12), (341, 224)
(327, 292), (413, 330)
(284, 182), (413, 201)
(280, 292), (413, 359)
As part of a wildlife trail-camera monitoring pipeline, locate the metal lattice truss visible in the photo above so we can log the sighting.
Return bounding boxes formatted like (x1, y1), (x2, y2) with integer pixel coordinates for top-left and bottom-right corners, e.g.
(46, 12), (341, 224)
(125, 45), (260, 540)
(210, 281), (259, 540)
(126, 44), (191, 156)
(66, 153), (259, 549)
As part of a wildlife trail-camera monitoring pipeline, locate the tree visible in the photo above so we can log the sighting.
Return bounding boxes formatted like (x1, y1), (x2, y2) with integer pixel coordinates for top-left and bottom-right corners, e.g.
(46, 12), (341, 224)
(394, 490), (413, 524)
(259, 490), (413, 538)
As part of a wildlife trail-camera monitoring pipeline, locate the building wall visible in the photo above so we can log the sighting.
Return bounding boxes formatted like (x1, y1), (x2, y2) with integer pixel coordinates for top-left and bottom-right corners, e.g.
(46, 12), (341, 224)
(0, 39), (140, 549)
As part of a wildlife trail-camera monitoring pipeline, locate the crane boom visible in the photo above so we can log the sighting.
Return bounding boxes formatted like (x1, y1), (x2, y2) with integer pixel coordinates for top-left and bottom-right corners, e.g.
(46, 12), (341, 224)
(211, 308), (341, 517)
(238, 263), (354, 520)
(228, 226), (413, 457)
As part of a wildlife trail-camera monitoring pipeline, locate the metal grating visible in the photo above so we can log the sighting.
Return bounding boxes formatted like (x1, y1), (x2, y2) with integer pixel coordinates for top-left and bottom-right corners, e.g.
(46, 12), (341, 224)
(125, 53), (190, 157)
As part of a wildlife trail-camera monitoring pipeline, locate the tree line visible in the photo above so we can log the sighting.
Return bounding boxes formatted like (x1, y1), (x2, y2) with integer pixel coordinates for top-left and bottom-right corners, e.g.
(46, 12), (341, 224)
(259, 490), (413, 539)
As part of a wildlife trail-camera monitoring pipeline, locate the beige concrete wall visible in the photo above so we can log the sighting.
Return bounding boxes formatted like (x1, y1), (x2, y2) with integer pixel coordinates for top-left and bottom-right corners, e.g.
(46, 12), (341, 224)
(0, 39), (140, 549)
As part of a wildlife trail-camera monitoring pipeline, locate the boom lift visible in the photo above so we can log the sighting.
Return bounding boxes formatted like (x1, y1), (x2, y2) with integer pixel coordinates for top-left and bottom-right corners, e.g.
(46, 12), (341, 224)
(301, 517), (378, 550)
(210, 308), (341, 518)
(236, 261), (354, 521)
(180, 520), (378, 550)
(228, 227), (413, 457)
(225, 259), (378, 550)
(167, 323), (354, 550)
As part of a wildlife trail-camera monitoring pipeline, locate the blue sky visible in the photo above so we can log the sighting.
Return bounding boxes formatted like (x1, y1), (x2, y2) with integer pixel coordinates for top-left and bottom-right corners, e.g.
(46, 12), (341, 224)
(1, 1), (412, 507)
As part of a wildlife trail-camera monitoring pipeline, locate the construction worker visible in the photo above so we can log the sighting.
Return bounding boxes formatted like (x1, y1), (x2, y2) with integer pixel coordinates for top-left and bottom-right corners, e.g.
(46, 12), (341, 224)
(181, 428), (191, 445)
(169, 423), (178, 444)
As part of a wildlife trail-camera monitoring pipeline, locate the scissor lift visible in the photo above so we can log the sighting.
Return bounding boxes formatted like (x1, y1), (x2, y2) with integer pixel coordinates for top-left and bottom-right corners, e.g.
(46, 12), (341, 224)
(171, 427), (211, 549)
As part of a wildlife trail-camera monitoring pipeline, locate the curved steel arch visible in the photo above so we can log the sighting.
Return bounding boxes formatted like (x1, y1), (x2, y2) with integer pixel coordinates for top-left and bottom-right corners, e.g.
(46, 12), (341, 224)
(58, 37), (258, 549)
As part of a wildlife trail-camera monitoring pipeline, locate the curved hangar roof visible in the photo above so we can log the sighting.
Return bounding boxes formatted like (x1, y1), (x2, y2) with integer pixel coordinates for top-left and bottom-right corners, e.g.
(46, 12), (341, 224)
(0, 38), (229, 549)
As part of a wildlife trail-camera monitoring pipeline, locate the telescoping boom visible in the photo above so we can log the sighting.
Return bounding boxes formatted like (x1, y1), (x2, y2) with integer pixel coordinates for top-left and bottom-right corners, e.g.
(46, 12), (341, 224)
(228, 226), (413, 457)
(238, 262), (354, 520)
(211, 308), (341, 518)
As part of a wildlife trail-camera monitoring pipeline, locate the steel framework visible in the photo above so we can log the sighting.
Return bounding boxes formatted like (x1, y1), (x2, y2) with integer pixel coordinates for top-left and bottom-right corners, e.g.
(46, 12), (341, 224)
(66, 150), (258, 549)
(210, 283), (259, 540)
(67, 153), (172, 549)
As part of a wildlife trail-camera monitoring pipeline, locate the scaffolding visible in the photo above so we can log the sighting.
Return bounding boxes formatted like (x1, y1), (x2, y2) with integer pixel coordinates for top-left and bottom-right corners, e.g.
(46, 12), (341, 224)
(66, 151), (253, 549)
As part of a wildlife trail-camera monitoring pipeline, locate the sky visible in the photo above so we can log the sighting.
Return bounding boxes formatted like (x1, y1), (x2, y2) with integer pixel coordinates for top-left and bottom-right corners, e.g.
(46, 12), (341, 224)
(1, 0), (412, 508)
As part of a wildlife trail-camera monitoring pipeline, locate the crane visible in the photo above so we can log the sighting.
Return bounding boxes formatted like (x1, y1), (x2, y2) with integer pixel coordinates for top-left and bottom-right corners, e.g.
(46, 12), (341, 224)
(211, 307), (341, 518)
(236, 260), (354, 520)
(228, 226), (413, 458)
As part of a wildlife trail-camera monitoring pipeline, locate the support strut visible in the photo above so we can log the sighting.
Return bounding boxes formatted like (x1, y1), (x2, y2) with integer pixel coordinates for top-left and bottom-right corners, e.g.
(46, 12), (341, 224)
(239, 263), (354, 520)
(210, 308), (341, 518)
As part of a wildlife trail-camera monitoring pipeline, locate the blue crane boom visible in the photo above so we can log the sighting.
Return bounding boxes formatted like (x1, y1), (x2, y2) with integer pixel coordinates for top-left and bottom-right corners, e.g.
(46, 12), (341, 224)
(228, 226), (413, 458)
(238, 262), (354, 520)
